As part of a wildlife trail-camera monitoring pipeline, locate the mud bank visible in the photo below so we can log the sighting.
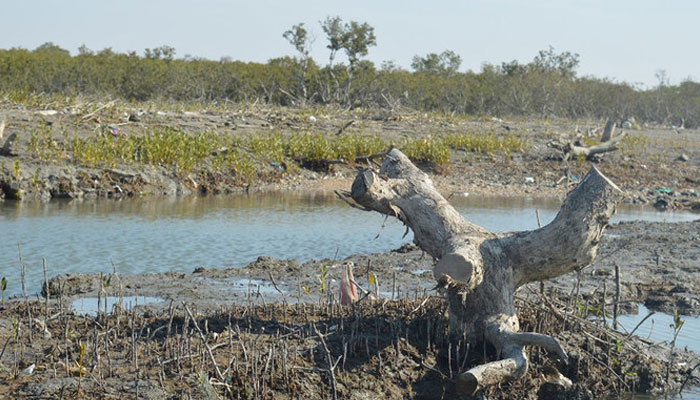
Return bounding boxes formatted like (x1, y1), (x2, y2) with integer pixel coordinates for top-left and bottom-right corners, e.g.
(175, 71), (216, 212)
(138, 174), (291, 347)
(1, 105), (698, 212)
(1, 291), (699, 399)
(0, 218), (698, 399)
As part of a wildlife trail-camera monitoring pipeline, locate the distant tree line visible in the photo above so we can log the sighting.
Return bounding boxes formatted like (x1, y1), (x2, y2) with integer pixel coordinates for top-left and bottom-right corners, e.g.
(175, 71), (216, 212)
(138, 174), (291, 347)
(0, 17), (698, 127)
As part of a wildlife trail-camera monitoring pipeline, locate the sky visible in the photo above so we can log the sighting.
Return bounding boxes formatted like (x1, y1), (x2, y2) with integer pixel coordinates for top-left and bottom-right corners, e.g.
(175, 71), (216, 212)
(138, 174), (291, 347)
(1, 0), (698, 88)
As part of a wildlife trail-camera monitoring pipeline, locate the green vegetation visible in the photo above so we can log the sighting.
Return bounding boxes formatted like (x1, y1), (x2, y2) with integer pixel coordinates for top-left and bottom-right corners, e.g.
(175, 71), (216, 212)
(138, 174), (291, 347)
(445, 132), (525, 158)
(1, 22), (698, 127)
(12, 159), (20, 179)
(620, 134), (650, 157)
(317, 265), (328, 295)
(412, 50), (462, 77)
(401, 135), (450, 166)
(24, 123), (527, 175)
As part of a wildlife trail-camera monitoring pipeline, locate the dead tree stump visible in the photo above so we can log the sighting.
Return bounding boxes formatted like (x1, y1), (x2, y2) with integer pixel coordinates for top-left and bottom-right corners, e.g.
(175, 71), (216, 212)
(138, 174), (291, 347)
(549, 120), (627, 161)
(347, 149), (623, 395)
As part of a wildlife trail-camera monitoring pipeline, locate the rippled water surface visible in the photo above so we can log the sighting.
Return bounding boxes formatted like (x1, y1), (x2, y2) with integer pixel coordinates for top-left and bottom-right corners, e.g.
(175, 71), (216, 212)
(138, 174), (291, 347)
(1, 192), (696, 297)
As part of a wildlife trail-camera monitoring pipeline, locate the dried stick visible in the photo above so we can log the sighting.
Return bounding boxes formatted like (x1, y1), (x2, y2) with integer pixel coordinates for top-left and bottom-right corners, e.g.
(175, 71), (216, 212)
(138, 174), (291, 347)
(43, 258), (50, 325)
(312, 323), (340, 400)
(626, 311), (656, 339)
(613, 264), (620, 330)
(182, 303), (225, 383)
(268, 272), (288, 307)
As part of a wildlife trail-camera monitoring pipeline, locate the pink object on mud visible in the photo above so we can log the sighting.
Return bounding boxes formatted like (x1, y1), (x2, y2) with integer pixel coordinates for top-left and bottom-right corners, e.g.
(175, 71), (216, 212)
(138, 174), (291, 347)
(339, 263), (358, 306)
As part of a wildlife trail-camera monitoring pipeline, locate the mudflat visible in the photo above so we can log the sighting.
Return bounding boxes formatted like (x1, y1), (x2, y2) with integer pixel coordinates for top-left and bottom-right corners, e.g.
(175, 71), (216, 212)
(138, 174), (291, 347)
(1, 102), (699, 399)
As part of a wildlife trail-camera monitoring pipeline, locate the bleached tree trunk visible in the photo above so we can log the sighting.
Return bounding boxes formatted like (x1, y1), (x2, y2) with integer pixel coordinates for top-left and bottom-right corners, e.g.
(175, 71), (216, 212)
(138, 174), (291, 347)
(566, 130), (627, 160)
(347, 149), (623, 395)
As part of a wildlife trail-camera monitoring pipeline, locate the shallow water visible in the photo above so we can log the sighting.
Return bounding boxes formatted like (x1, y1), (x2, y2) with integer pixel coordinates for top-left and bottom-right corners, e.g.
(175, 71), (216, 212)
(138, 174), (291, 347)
(0, 193), (696, 298)
(617, 306), (700, 399)
(616, 305), (700, 354)
(71, 295), (164, 316)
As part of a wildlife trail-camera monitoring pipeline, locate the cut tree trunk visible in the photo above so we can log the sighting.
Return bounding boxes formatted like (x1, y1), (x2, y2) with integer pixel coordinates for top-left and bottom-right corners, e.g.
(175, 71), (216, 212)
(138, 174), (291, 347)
(346, 149), (623, 396)
(600, 120), (616, 142)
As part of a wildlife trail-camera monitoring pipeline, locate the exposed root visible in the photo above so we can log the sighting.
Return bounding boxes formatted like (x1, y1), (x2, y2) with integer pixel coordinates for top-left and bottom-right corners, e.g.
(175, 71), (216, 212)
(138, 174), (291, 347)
(457, 323), (568, 396)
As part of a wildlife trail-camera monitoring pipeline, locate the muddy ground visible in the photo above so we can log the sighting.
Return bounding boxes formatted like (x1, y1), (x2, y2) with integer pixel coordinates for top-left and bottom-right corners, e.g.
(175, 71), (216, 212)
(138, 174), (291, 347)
(1, 284), (699, 399)
(6, 217), (692, 399)
(1, 103), (699, 398)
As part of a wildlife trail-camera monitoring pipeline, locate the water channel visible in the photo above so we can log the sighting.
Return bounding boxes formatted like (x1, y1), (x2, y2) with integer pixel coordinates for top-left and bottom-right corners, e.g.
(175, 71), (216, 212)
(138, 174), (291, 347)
(1, 192), (696, 298)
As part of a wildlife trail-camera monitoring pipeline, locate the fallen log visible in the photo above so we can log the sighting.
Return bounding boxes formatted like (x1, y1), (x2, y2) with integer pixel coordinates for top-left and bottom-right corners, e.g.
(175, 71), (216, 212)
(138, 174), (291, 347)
(345, 148), (623, 396)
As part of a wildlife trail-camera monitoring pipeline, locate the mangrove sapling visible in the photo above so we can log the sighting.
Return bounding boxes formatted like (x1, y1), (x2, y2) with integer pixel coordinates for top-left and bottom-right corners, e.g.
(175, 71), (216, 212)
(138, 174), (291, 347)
(318, 265), (329, 295)
(1, 276), (6, 307)
(666, 309), (686, 387)
(77, 341), (86, 395)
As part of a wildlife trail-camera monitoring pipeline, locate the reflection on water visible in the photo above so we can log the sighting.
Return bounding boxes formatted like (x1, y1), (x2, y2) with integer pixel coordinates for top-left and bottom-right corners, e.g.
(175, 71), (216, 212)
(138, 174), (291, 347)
(1, 193), (697, 297)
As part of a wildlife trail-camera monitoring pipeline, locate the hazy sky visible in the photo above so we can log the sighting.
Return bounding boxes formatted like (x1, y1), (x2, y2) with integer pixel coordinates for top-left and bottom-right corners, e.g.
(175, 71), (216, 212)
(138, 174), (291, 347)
(2, 0), (697, 88)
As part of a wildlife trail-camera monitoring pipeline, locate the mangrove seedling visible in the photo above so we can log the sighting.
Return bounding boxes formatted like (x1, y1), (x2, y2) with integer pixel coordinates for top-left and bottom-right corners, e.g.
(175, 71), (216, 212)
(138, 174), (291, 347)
(317, 265), (328, 294)
(12, 159), (20, 179)
(666, 309), (686, 386)
(77, 340), (86, 394)
(1, 276), (6, 306)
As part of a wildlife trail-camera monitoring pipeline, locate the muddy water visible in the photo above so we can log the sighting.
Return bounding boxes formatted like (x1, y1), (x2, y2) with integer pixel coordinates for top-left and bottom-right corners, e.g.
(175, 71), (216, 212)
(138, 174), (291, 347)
(1, 193), (696, 297)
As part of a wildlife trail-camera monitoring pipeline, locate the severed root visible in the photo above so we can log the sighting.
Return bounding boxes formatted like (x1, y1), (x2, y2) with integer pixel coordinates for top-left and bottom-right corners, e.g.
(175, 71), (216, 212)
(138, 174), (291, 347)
(457, 344), (527, 396)
(456, 324), (568, 396)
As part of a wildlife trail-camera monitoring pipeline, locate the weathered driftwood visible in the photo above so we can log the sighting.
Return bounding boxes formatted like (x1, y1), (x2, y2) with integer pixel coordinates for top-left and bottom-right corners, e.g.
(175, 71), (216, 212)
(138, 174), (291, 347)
(549, 120), (627, 161)
(549, 129), (627, 161)
(347, 148), (623, 395)
(567, 130), (627, 160)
